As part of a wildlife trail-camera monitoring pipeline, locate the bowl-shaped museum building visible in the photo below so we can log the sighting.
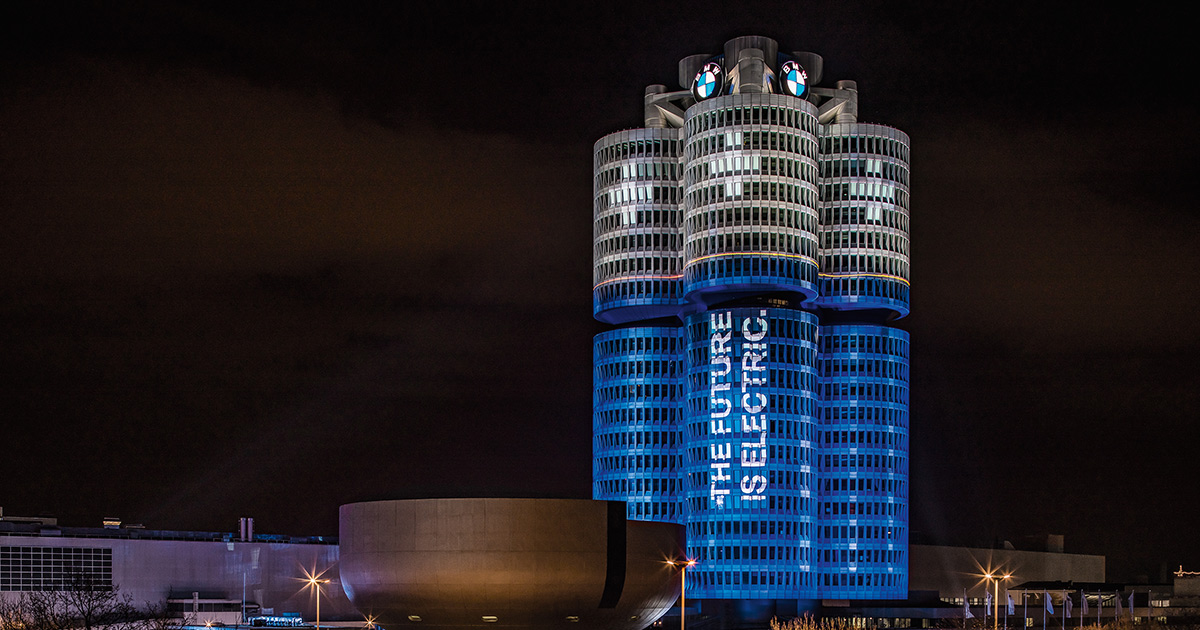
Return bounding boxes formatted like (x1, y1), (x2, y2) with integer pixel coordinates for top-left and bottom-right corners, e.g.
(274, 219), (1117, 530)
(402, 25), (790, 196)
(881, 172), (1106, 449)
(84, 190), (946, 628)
(339, 499), (686, 629)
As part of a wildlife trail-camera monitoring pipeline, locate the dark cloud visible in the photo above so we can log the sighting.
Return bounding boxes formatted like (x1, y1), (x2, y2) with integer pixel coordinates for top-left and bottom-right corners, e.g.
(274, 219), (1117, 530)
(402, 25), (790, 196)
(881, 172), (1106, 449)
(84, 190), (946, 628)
(1, 0), (1197, 582)
(0, 58), (594, 533)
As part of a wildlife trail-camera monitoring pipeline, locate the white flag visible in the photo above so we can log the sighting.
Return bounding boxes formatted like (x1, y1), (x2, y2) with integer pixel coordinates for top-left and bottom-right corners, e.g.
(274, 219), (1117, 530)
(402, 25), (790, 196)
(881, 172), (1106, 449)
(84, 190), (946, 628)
(1065, 592), (1073, 618)
(1082, 592), (1089, 615)
(1128, 592), (1135, 612)
(1116, 593), (1123, 616)
(1008, 592), (1016, 615)
(965, 589), (975, 619)
(987, 590), (993, 612)
(1045, 591), (1055, 614)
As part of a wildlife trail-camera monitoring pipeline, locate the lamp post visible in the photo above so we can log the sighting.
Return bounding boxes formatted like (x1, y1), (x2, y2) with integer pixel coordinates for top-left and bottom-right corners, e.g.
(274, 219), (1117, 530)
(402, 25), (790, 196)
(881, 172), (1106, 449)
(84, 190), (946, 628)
(985, 573), (1012, 630)
(668, 559), (696, 630)
(306, 576), (330, 630)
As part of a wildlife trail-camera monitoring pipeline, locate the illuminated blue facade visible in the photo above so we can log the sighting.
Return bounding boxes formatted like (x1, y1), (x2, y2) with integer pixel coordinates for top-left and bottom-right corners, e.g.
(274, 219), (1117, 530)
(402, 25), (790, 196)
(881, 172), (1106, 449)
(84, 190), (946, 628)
(592, 36), (910, 606)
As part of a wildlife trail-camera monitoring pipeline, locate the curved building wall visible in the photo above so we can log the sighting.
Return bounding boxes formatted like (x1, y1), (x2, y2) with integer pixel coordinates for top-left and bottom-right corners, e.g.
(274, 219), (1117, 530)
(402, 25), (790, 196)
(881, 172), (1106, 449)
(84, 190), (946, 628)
(817, 124), (911, 318)
(594, 129), (685, 324)
(593, 327), (684, 523)
(681, 306), (819, 599)
(682, 95), (821, 306)
(338, 499), (685, 630)
(817, 324), (910, 598)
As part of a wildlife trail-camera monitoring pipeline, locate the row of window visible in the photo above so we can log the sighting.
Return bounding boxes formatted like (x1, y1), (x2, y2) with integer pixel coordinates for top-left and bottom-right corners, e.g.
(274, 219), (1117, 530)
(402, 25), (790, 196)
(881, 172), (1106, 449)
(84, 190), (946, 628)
(683, 416), (817, 441)
(594, 477), (680, 495)
(818, 524), (908, 544)
(821, 332), (909, 355)
(594, 406), (681, 425)
(592, 278), (680, 302)
(595, 159), (680, 187)
(819, 548), (904, 564)
(821, 472), (905, 492)
(821, 157), (910, 185)
(689, 179), (819, 207)
(593, 330), (679, 357)
(686, 204), (819, 233)
(594, 136), (681, 168)
(821, 405), (908, 426)
(595, 454), (679, 471)
(684, 368), (818, 391)
(818, 571), (905, 589)
(820, 276), (910, 306)
(687, 235), (819, 263)
(822, 452), (907, 473)
(687, 130), (819, 161)
(598, 184), (682, 210)
(0, 546), (113, 592)
(685, 494), (808, 512)
(594, 255), (679, 281)
(686, 392), (818, 416)
(821, 204), (909, 231)
(688, 154), (819, 184)
(821, 252), (909, 278)
(820, 133), (909, 162)
(594, 429), (679, 449)
(624, 501), (678, 519)
(594, 229), (682, 255)
(681, 258), (819, 295)
(686, 443), (810, 466)
(595, 359), (679, 378)
(595, 382), (681, 402)
(594, 207), (680, 232)
(820, 358), (908, 379)
(820, 382), (907, 402)
(688, 567), (811, 591)
(687, 518), (807, 538)
(820, 181), (907, 205)
(686, 103), (819, 137)
(820, 501), (904, 518)
(821, 228), (910, 256)
(694, 544), (803, 562)
(822, 429), (906, 448)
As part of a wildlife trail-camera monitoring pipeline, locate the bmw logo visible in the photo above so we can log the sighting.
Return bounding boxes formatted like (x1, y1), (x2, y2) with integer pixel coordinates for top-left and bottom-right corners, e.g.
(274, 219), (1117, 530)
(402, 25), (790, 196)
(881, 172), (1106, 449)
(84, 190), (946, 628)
(691, 62), (725, 101)
(780, 60), (808, 97)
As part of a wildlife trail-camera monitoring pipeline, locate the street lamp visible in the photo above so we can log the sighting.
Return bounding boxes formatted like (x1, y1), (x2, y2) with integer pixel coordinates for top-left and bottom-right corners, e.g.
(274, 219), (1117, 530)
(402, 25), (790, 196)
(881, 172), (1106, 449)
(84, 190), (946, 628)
(305, 575), (331, 630)
(984, 573), (1013, 630)
(667, 558), (696, 630)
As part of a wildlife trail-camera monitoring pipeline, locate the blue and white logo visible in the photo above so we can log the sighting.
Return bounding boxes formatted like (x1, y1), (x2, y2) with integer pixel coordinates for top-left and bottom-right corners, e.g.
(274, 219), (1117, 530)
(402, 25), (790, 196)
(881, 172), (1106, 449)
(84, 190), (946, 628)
(691, 62), (724, 101)
(780, 60), (808, 97)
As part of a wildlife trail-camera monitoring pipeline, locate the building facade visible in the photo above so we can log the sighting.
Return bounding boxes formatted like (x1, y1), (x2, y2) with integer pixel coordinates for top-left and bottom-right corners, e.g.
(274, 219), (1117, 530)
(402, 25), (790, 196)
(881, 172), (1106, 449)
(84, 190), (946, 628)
(0, 519), (355, 624)
(592, 36), (911, 606)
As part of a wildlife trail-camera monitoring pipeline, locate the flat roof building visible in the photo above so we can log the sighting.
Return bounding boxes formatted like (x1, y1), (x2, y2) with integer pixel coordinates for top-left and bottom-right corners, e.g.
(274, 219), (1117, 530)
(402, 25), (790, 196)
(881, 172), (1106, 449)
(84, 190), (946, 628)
(0, 517), (356, 625)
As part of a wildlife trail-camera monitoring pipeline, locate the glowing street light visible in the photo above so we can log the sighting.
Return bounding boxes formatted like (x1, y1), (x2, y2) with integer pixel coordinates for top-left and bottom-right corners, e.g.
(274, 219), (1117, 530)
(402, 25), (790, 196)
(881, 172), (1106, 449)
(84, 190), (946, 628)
(304, 573), (331, 630)
(984, 573), (1013, 630)
(667, 558), (696, 630)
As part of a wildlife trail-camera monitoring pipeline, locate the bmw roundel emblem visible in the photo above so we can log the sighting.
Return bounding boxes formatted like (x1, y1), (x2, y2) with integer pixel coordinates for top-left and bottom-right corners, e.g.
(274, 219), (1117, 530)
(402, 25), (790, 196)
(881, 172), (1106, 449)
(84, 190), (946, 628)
(691, 62), (725, 101)
(780, 60), (808, 97)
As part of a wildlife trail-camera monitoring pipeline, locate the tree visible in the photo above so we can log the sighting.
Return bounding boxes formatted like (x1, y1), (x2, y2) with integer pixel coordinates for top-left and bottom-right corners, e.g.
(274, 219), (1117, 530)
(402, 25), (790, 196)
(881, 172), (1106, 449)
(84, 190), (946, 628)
(0, 574), (179, 630)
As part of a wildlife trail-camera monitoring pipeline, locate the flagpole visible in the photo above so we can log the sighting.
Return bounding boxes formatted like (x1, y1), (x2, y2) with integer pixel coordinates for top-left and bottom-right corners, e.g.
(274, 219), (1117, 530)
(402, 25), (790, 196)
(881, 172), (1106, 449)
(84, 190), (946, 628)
(1043, 591), (1046, 630)
(1078, 590), (1083, 630)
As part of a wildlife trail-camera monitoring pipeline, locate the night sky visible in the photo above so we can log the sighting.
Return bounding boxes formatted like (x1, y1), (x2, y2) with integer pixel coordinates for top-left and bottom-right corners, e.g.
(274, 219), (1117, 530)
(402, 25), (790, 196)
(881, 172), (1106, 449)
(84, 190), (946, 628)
(2, 2), (1197, 584)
